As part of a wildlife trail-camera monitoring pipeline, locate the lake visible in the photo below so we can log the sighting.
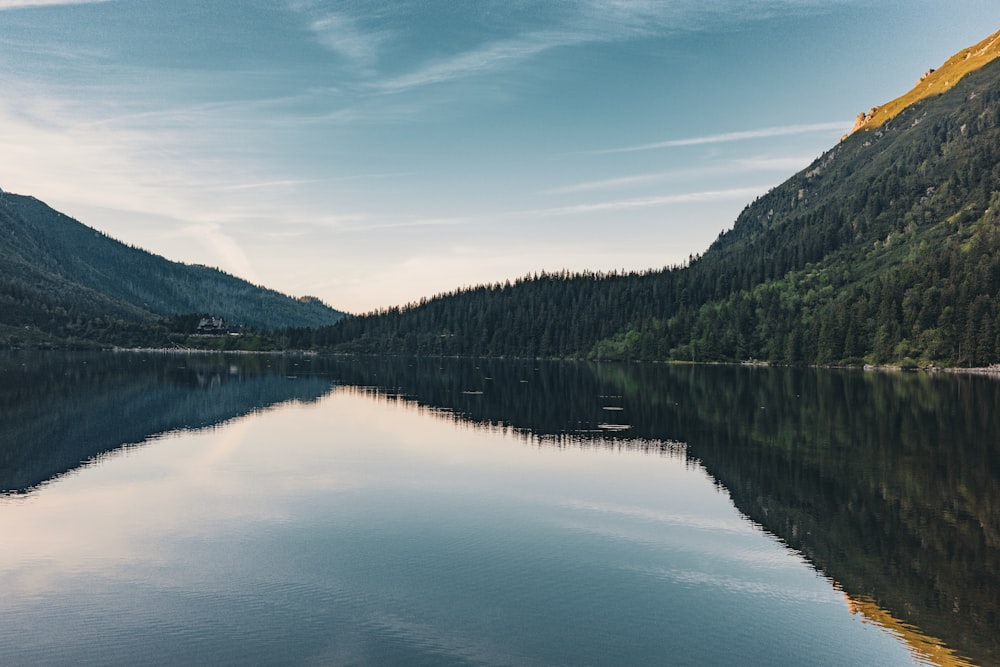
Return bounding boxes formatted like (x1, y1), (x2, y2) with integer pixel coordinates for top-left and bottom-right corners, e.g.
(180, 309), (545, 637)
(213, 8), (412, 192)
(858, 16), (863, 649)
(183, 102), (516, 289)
(0, 352), (996, 666)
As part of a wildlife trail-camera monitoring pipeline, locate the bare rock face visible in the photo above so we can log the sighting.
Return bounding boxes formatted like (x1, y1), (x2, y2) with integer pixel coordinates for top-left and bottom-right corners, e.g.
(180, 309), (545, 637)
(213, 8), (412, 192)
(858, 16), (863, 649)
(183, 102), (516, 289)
(852, 106), (879, 133)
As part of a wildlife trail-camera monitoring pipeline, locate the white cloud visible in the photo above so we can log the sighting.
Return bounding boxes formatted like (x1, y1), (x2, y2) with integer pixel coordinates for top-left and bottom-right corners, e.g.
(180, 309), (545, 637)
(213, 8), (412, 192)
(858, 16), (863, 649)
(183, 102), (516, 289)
(0, 0), (109, 8)
(171, 223), (261, 284)
(544, 172), (679, 196)
(544, 157), (817, 195)
(308, 12), (390, 71)
(530, 187), (769, 216)
(341, 0), (860, 97)
(595, 122), (851, 154)
(730, 156), (818, 171)
(276, 0), (861, 109)
(372, 31), (573, 93)
(363, 1), (675, 94)
(0, 83), (311, 284)
(338, 217), (467, 233)
(209, 179), (322, 193)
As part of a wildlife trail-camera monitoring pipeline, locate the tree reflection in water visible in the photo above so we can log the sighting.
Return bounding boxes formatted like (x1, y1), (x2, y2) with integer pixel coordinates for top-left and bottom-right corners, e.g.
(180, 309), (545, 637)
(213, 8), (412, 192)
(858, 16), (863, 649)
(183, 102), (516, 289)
(1, 352), (995, 665)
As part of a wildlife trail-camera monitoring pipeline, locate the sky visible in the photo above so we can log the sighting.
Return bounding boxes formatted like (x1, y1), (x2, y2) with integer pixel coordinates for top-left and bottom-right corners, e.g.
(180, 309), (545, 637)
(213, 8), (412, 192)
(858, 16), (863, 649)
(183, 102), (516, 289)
(0, 1), (996, 314)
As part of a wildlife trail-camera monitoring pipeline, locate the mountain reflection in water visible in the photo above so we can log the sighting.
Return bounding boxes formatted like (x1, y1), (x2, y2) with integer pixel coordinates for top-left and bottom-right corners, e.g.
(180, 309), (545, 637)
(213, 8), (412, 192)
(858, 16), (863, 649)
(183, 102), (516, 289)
(320, 356), (1000, 667)
(1, 352), (996, 665)
(842, 593), (975, 667)
(0, 351), (334, 494)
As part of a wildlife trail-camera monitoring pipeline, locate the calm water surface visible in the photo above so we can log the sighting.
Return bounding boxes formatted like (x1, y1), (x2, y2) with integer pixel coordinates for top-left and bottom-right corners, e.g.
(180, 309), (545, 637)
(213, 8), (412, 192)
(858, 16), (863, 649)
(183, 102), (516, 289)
(0, 352), (996, 666)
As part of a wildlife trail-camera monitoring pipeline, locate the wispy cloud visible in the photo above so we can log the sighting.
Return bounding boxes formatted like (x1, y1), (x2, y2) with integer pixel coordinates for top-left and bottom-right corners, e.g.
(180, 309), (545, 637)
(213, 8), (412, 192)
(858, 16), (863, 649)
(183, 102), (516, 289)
(0, 0), (109, 8)
(729, 156), (819, 171)
(0, 82), (339, 284)
(172, 223), (261, 284)
(373, 30), (576, 93)
(282, 0), (857, 104)
(335, 217), (468, 233)
(307, 12), (390, 72)
(544, 157), (816, 195)
(579, 0), (854, 35)
(0, 36), (108, 62)
(594, 122), (850, 154)
(209, 179), (321, 193)
(0, 0), (879, 314)
(544, 172), (679, 196)
(363, 1), (676, 94)
(530, 187), (768, 216)
(366, 0), (858, 94)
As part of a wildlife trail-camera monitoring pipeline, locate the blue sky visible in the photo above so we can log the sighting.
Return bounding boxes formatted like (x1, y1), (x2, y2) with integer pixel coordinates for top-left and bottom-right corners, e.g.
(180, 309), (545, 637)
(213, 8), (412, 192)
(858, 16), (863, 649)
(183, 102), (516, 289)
(0, 0), (996, 313)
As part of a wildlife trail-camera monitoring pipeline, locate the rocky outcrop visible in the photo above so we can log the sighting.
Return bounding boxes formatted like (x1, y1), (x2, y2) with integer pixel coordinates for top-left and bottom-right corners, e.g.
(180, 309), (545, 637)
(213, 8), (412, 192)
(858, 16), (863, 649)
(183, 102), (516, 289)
(851, 106), (879, 133)
(850, 28), (1000, 136)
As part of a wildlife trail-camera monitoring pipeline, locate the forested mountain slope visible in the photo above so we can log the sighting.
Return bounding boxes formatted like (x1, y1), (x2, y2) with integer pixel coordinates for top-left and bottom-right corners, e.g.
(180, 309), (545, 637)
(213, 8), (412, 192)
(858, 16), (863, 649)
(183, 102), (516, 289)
(663, 48), (1000, 366)
(300, 31), (1000, 367)
(0, 190), (344, 346)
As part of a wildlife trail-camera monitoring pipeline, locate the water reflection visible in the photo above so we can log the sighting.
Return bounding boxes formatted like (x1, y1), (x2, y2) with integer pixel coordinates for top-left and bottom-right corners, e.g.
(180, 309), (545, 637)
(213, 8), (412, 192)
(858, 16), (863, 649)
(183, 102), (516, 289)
(844, 592), (975, 667)
(2, 352), (997, 665)
(315, 357), (1000, 667)
(0, 351), (333, 494)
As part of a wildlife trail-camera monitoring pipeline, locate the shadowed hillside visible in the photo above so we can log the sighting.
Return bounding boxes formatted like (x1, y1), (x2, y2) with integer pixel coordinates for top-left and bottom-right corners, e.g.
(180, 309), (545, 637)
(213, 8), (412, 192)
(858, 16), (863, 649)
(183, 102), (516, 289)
(0, 190), (345, 346)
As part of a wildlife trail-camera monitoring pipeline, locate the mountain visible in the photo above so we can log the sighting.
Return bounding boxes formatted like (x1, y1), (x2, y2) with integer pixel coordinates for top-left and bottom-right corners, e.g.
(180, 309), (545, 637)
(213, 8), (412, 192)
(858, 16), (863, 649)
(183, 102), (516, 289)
(298, 28), (1000, 367)
(852, 29), (1000, 133)
(0, 189), (345, 346)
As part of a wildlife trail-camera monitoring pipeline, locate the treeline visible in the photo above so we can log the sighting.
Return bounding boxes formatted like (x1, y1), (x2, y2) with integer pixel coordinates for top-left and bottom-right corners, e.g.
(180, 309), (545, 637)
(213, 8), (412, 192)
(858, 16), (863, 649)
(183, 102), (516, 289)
(283, 269), (682, 357)
(7, 55), (1000, 364)
(286, 57), (1000, 367)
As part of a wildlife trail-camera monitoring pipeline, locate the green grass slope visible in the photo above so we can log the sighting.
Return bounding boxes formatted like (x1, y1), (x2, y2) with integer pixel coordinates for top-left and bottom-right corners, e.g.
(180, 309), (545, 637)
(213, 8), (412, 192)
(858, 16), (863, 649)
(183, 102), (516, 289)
(852, 28), (1000, 133)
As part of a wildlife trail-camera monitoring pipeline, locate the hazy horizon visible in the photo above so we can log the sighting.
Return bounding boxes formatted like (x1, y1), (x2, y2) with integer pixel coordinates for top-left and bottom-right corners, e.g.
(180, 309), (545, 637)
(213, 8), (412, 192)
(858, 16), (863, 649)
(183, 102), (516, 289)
(1, 0), (996, 313)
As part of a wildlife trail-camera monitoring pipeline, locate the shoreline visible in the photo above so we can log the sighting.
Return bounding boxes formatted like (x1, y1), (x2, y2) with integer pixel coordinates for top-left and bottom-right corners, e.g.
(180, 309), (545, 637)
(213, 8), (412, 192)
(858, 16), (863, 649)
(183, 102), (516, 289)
(7, 347), (1000, 376)
(109, 347), (318, 356)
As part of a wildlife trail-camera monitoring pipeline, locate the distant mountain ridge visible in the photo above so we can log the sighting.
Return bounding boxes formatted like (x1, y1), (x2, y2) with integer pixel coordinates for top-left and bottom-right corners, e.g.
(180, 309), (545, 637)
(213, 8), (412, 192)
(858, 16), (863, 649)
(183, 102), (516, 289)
(299, 28), (1000, 367)
(0, 189), (345, 346)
